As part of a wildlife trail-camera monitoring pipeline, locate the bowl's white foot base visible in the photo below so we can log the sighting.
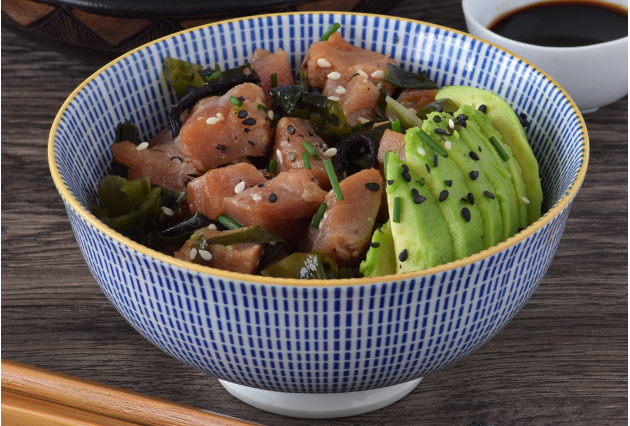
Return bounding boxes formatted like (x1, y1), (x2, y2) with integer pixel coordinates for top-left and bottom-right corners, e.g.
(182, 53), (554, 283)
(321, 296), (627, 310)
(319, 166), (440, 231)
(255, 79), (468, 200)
(218, 378), (422, 419)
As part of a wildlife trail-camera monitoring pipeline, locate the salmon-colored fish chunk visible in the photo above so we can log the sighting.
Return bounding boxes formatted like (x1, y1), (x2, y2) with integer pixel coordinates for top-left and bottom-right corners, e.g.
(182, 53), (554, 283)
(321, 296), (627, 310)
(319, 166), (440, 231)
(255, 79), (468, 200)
(250, 48), (294, 106)
(386, 89), (438, 120)
(323, 76), (380, 126)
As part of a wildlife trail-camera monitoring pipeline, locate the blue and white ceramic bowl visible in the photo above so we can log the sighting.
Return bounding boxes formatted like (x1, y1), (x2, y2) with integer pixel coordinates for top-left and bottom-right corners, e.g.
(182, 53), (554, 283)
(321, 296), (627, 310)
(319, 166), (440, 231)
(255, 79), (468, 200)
(49, 12), (589, 419)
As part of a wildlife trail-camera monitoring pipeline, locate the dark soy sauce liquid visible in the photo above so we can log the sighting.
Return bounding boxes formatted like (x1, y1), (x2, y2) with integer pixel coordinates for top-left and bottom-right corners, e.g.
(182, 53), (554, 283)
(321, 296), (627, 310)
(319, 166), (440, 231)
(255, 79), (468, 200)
(488, 1), (628, 47)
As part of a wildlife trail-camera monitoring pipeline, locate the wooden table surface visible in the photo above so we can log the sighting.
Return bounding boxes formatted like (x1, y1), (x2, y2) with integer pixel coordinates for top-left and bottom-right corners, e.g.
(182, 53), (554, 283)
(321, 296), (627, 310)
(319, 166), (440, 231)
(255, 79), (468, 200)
(2, 1), (627, 425)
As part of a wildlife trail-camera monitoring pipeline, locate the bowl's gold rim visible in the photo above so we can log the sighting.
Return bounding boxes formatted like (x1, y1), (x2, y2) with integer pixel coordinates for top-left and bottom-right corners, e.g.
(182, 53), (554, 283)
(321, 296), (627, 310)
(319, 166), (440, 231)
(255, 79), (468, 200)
(48, 11), (590, 287)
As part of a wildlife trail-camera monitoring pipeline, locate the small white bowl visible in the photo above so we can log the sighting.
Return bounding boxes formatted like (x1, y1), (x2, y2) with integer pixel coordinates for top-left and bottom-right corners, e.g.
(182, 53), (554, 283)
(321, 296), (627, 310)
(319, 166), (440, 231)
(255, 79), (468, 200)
(463, 0), (628, 112)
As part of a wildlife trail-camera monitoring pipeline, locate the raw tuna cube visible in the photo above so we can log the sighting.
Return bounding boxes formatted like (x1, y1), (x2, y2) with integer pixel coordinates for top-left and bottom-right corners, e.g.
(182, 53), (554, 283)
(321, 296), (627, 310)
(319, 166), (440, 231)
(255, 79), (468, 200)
(323, 75), (380, 126)
(250, 48), (294, 105)
(385, 89), (438, 120)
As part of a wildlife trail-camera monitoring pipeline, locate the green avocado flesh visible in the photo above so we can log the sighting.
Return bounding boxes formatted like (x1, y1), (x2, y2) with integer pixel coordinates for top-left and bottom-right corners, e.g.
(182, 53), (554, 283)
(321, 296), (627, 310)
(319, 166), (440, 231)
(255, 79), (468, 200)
(436, 86), (543, 224)
(360, 220), (396, 277)
(404, 130), (485, 259)
(386, 152), (454, 273)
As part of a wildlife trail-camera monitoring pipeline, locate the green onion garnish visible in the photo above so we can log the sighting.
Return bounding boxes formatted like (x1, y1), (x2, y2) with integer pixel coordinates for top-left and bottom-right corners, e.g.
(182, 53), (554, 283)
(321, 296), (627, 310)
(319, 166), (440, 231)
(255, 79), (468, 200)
(257, 104), (268, 113)
(299, 70), (308, 91)
(321, 23), (341, 41)
(268, 158), (278, 174)
(302, 140), (320, 159)
(384, 150), (390, 176)
(312, 203), (327, 228)
(302, 151), (311, 170)
(271, 73), (278, 88)
(417, 129), (448, 158)
(207, 70), (222, 82)
(393, 197), (401, 223)
(229, 96), (242, 107)
(217, 214), (242, 230)
(385, 95), (424, 129)
(489, 136), (510, 161)
(323, 159), (344, 201)
(391, 119), (401, 133)
(419, 177), (426, 186)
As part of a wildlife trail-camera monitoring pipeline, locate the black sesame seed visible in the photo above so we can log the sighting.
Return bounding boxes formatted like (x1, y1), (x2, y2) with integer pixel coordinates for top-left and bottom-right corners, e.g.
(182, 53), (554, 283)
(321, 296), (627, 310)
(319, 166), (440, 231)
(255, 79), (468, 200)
(425, 164), (431, 173)
(468, 192), (475, 205)
(457, 114), (468, 122)
(462, 207), (471, 222)
(519, 112), (527, 119)
(330, 114), (341, 126)
(244, 128), (251, 133)
(263, 146), (270, 155)
(439, 190), (449, 202)
(288, 125), (296, 134)
(308, 131), (314, 137)
(401, 164), (409, 172)
(398, 249), (408, 262)
(247, 140), (255, 145)
(444, 180), (453, 187)
(470, 171), (479, 180)
(369, 242), (381, 248)
(413, 194), (427, 204)
(434, 128), (446, 135)
(401, 171), (411, 182)
(365, 182), (380, 191)
(469, 151), (480, 161)
(433, 116), (442, 123)
(387, 179), (394, 185)
(237, 96), (246, 102)
(433, 154), (438, 167)
(258, 183), (265, 187)
(411, 188), (419, 196)
(216, 144), (229, 153)
(242, 118), (256, 126)
(484, 190), (495, 199)
(478, 146), (482, 152)
(478, 104), (487, 113)
(268, 193), (278, 203)
(237, 110), (248, 119)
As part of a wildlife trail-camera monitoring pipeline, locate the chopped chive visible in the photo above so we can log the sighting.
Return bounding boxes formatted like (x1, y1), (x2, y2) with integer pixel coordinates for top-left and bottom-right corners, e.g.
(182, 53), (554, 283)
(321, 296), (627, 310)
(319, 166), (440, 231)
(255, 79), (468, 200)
(311, 203), (328, 228)
(299, 70), (308, 91)
(207, 70), (222, 82)
(393, 197), (401, 223)
(257, 104), (268, 113)
(384, 150), (390, 176)
(324, 159), (344, 201)
(321, 22), (341, 41)
(268, 158), (278, 174)
(271, 73), (278, 88)
(419, 177), (426, 186)
(217, 214), (242, 230)
(302, 140), (319, 159)
(417, 129), (448, 158)
(351, 123), (365, 132)
(302, 151), (311, 169)
(229, 96), (242, 107)
(489, 136), (510, 161)
(391, 119), (402, 133)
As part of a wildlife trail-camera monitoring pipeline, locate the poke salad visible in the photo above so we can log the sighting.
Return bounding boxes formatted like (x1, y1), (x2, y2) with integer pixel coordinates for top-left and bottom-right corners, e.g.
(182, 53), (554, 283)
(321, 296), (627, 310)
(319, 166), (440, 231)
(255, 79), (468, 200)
(92, 24), (543, 279)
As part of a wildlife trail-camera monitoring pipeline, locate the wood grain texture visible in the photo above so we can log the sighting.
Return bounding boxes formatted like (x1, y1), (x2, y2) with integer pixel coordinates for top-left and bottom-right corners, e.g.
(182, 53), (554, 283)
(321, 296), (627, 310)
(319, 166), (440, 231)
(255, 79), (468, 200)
(1, 1), (627, 425)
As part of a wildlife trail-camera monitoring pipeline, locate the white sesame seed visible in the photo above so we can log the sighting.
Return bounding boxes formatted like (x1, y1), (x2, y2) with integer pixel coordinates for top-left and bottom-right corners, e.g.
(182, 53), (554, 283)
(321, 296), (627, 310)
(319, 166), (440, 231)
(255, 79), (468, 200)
(161, 206), (174, 216)
(234, 181), (246, 194)
(449, 119), (455, 129)
(216, 112), (225, 121)
(206, 117), (220, 125)
(408, 107), (416, 113)
(357, 69), (368, 78)
(317, 58), (331, 68)
(327, 71), (341, 80)
(207, 224), (217, 230)
(417, 146), (426, 156)
(199, 250), (213, 261)
(444, 141), (452, 150)
(522, 197), (530, 204)
(136, 142), (149, 151)
(243, 67), (252, 76)
(357, 117), (369, 124)
(276, 149), (283, 164)
(328, 96), (340, 101)
(189, 248), (198, 260)
(252, 194), (262, 201)
(323, 147), (337, 157)
(371, 69), (385, 79)
(335, 86), (347, 95)
(268, 110), (275, 120)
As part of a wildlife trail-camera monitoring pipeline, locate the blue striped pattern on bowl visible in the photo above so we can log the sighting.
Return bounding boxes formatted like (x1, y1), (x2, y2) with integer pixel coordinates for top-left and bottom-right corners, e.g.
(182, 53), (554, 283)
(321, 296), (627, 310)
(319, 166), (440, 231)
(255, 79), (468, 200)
(50, 13), (587, 393)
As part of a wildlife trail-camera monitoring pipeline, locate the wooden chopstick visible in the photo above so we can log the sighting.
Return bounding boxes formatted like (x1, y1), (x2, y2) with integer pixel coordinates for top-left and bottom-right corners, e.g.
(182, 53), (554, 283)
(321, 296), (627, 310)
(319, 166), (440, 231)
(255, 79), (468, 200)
(2, 359), (261, 426)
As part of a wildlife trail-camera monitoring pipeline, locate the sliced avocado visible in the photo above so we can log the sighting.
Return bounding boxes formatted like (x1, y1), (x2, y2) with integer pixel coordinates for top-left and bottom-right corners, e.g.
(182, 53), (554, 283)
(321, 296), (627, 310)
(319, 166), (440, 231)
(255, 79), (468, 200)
(404, 129), (485, 259)
(422, 111), (504, 248)
(458, 105), (529, 229)
(436, 86), (543, 224)
(360, 220), (397, 277)
(385, 152), (454, 272)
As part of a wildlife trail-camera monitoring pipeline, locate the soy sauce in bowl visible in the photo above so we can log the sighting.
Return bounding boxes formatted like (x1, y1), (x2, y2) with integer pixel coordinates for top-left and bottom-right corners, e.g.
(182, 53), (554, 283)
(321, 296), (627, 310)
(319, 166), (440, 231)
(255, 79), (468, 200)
(488, 0), (628, 47)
